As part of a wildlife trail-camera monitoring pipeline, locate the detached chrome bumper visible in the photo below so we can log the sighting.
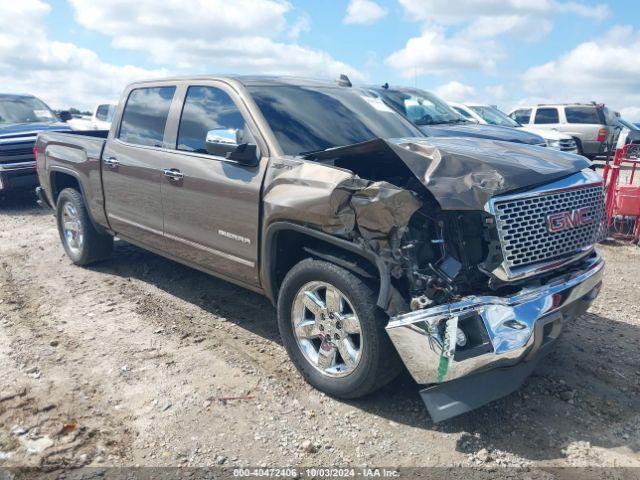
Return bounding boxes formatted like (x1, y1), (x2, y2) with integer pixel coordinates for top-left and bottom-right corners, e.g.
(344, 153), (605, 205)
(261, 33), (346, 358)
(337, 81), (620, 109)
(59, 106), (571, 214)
(386, 251), (604, 420)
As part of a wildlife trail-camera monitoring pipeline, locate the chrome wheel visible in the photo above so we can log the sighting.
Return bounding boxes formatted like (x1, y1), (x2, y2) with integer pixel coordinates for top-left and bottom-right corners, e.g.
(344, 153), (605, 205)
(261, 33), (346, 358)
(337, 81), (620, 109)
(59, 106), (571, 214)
(62, 201), (83, 255)
(291, 281), (362, 378)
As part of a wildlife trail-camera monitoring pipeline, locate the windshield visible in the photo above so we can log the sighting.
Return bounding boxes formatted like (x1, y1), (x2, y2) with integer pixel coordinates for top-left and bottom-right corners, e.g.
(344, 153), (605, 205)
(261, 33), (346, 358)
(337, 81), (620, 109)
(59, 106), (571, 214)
(0, 96), (57, 124)
(247, 85), (422, 156)
(470, 105), (520, 127)
(618, 118), (639, 131)
(377, 88), (468, 126)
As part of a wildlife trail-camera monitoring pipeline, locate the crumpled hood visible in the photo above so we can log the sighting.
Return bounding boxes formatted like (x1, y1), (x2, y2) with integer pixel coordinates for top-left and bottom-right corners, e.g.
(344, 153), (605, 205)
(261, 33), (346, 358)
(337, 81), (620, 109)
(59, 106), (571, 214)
(0, 122), (71, 139)
(312, 136), (592, 210)
(420, 123), (545, 145)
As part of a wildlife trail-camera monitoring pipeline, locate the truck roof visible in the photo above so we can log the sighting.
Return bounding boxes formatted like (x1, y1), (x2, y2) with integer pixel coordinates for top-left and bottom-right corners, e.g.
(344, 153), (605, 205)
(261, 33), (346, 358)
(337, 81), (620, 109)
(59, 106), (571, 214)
(127, 75), (350, 88)
(0, 93), (38, 99)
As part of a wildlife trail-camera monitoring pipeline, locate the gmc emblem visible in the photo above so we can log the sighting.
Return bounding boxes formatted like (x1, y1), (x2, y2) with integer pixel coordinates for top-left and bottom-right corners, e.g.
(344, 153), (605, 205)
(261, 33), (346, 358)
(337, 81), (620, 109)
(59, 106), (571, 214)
(546, 207), (593, 233)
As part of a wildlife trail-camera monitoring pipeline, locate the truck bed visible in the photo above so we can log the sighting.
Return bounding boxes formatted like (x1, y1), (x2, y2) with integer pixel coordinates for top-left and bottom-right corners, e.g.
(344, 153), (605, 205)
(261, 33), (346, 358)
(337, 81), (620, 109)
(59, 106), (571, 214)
(35, 129), (111, 226)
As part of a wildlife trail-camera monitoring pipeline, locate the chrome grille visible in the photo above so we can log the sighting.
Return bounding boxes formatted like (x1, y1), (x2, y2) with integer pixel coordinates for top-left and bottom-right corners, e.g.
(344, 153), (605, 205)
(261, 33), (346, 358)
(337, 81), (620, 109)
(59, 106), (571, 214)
(493, 183), (605, 271)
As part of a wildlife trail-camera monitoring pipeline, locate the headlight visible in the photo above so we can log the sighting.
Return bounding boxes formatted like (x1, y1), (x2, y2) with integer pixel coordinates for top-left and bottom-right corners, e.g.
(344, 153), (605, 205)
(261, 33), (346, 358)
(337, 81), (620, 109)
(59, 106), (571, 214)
(546, 139), (561, 149)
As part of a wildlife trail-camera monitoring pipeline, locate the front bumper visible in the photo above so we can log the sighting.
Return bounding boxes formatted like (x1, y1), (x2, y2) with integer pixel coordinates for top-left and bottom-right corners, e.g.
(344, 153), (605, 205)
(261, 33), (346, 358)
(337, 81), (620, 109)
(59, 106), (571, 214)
(386, 250), (604, 421)
(0, 162), (38, 192)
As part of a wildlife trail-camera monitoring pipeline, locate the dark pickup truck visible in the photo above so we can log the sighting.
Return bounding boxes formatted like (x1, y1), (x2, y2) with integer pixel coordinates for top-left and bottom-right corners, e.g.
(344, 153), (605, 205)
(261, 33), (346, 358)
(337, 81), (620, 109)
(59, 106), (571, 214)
(36, 76), (606, 421)
(0, 94), (71, 194)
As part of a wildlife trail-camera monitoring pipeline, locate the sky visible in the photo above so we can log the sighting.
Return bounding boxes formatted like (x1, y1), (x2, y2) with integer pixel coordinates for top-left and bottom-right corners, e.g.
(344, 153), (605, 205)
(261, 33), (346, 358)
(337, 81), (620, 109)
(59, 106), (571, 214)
(1, 0), (639, 120)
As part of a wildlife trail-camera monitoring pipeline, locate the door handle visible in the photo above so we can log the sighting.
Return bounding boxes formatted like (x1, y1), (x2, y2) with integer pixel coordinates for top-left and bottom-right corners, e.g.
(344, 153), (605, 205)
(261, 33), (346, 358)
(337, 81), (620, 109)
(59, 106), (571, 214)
(103, 156), (119, 167)
(163, 168), (184, 181)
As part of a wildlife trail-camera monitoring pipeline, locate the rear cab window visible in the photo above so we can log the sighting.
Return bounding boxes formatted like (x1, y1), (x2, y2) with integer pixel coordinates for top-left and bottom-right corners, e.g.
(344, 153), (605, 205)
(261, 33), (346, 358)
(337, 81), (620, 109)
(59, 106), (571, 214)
(534, 108), (559, 124)
(565, 107), (603, 124)
(118, 86), (176, 147)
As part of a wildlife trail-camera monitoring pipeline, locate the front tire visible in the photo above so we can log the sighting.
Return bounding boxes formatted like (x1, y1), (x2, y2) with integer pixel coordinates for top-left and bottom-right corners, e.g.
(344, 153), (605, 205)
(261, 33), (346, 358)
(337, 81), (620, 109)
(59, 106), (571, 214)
(277, 259), (401, 399)
(56, 188), (113, 265)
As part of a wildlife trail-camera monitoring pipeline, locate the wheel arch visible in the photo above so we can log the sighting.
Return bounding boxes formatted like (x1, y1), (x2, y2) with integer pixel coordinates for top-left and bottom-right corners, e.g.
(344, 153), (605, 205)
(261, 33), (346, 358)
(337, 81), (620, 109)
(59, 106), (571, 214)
(261, 222), (391, 311)
(49, 168), (108, 235)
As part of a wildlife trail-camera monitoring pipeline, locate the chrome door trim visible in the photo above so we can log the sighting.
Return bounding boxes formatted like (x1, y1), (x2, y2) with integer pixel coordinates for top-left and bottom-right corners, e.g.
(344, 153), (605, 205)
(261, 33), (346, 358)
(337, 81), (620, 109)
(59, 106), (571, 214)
(164, 232), (255, 267)
(108, 213), (164, 237)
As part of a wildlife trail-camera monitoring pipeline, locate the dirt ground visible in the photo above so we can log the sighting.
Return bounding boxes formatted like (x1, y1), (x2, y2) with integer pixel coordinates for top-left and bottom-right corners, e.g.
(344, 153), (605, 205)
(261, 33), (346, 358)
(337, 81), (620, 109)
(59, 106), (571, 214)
(1, 190), (639, 474)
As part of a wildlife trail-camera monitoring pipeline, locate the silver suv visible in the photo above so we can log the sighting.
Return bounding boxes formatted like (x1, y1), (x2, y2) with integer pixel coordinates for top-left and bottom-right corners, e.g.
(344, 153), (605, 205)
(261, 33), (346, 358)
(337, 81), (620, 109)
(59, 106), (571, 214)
(509, 103), (619, 159)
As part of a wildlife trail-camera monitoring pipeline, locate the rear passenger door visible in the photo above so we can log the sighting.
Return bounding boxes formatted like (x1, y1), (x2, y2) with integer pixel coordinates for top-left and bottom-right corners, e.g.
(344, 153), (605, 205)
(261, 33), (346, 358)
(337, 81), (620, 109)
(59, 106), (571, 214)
(160, 83), (267, 287)
(102, 85), (176, 251)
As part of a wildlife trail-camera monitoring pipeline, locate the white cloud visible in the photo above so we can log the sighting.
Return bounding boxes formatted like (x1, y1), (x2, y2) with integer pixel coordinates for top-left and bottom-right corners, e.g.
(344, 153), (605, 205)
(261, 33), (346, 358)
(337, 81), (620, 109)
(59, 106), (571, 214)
(397, 0), (608, 27)
(385, 29), (503, 77)
(69, 0), (362, 80)
(387, 0), (610, 85)
(463, 15), (553, 41)
(522, 26), (640, 117)
(485, 84), (507, 101)
(0, 0), (166, 110)
(343, 0), (388, 25)
(288, 13), (311, 40)
(433, 81), (476, 102)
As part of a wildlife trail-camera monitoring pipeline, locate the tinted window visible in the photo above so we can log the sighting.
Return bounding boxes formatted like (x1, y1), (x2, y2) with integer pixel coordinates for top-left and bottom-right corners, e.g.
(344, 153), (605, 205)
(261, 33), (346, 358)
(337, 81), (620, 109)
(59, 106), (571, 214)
(565, 107), (602, 124)
(177, 86), (250, 154)
(247, 86), (421, 156)
(119, 87), (175, 147)
(534, 108), (559, 124)
(512, 109), (531, 124)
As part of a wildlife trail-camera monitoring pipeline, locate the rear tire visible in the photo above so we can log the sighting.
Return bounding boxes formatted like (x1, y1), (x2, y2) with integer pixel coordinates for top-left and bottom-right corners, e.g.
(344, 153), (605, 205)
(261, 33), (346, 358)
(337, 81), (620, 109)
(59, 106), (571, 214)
(56, 188), (113, 265)
(277, 258), (401, 399)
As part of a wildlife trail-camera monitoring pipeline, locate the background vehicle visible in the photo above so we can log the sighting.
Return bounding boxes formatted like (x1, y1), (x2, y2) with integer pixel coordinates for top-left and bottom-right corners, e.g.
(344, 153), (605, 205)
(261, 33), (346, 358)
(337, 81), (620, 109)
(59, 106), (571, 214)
(374, 86), (546, 146)
(91, 103), (117, 130)
(509, 103), (619, 159)
(0, 93), (71, 195)
(36, 76), (604, 422)
(450, 102), (578, 153)
(615, 118), (640, 150)
(67, 103), (117, 131)
(67, 114), (93, 130)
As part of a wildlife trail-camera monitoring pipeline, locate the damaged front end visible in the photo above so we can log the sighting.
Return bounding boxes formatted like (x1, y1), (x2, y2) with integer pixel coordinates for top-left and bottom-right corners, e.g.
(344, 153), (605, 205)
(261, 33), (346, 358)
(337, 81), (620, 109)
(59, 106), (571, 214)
(263, 136), (604, 421)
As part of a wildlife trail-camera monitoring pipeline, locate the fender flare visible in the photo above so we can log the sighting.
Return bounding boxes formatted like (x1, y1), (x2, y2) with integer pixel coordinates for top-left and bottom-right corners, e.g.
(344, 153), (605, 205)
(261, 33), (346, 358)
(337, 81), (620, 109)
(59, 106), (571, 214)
(261, 221), (391, 310)
(49, 166), (109, 235)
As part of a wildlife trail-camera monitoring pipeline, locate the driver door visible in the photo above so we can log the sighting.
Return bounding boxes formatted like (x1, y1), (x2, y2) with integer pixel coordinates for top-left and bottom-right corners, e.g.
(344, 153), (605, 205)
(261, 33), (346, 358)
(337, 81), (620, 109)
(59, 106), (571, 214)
(160, 83), (267, 287)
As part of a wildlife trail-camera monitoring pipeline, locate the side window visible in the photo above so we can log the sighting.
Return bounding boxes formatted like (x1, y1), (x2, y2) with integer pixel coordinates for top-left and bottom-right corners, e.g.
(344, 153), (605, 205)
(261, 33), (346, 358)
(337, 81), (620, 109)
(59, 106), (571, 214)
(177, 86), (252, 156)
(565, 107), (602, 124)
(118, 86), (176, 147)
(95, 104), (109, 121)
(512, 109), (531, 124)
(534, 108), (559, 124)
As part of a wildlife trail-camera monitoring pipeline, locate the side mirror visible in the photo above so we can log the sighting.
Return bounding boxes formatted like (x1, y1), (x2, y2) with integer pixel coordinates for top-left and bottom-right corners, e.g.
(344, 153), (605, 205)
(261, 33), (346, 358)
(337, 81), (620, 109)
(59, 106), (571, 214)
(205, 129), (258, 166)
(58, 111), (72, 122)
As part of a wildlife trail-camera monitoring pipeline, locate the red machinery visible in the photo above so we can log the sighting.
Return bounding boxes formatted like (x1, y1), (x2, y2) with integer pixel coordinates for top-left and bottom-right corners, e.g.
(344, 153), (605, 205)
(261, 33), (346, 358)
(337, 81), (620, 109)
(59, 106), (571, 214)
(603, 143), (640, 243)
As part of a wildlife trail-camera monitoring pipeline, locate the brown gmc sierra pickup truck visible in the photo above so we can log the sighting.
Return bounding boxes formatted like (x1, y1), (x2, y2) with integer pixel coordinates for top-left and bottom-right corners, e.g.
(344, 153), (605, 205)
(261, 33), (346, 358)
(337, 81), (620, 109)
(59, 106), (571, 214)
(35, 76), (606, 421)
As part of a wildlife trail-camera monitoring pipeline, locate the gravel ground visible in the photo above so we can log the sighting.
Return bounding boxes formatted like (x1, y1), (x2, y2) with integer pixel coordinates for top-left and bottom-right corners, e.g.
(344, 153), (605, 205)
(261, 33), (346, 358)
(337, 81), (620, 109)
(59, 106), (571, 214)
(0, 190), (639, 474)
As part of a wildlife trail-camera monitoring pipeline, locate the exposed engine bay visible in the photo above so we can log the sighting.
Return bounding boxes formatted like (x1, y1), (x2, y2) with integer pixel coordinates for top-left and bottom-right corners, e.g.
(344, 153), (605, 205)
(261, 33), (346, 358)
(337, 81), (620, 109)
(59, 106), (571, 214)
(263, 136), (593, 315)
